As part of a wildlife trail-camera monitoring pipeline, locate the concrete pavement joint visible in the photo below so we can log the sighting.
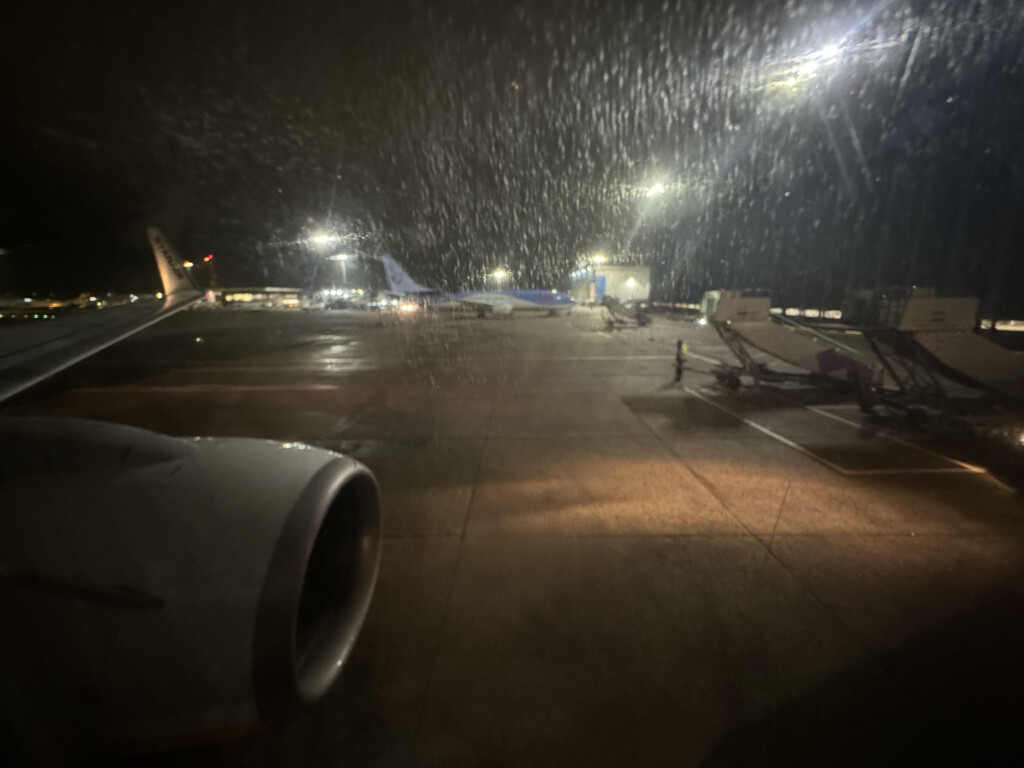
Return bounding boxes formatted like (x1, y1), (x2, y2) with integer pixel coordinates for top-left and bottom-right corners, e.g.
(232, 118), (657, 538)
(765, 482), (791, 559)
(586, 367), (909, 713)
(409, 396), (497, 760)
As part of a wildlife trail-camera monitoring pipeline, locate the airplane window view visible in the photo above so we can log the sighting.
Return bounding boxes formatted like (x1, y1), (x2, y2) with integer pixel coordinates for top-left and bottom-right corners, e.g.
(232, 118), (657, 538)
(2, 1), (1024, 765)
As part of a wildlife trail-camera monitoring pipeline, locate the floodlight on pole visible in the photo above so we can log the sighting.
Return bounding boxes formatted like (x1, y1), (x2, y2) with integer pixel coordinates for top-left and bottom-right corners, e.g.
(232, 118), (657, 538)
(310, 232), (339, 246)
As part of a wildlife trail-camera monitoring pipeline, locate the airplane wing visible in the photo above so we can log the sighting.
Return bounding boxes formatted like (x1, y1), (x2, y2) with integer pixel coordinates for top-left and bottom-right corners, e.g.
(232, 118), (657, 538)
(0, 228), (202, 402)
(0, 228), (381, 757)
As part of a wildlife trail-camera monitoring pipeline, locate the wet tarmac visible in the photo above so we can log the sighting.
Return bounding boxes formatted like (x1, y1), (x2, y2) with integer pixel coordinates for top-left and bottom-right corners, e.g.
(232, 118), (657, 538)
(4, 307), (1024, 766)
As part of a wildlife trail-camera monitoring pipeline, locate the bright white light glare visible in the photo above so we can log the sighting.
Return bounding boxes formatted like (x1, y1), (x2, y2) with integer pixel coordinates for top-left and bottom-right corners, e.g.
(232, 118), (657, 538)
(820, 44), (841, 61)
(551, 289), (558, 293)
(328, 253), (350, 261)
(310, 232), (338, 245)
(798, 44), (842, 79)
(824, 309), (843, 320)
(626, 277), (636, 287)
(592, 255), (607, 264)
(769, 43), (845, 90)
(784, 307), (800, 316)
(399, 303), (418, 312)
(492, 269), (508, 279)
(795, 60), (820, 78)
(803, 308), (821, 318)
(646, 183), (666, 198)
(183, 260), (194, 268)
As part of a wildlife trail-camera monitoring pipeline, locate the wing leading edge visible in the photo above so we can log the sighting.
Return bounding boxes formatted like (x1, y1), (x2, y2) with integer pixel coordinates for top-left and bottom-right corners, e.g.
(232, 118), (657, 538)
(0, 229), (202, 403)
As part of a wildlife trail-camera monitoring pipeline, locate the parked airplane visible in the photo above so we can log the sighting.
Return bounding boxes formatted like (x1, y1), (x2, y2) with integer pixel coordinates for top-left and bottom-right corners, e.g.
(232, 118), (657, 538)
(0, 229), (381, 758)
(379, 254), (575, 316)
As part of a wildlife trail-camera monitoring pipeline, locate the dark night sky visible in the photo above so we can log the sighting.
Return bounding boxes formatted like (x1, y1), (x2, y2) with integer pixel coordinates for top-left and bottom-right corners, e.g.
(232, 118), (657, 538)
(1, 0), (1023, 314)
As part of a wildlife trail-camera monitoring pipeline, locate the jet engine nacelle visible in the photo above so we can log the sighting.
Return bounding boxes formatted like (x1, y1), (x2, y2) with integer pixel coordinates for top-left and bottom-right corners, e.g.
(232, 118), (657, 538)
(0, 418), (381, 755)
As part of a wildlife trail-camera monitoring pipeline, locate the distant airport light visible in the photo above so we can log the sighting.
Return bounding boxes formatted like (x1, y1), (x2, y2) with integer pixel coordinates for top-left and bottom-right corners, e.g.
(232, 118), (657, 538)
(784, 307), (800, 316)
(551, 289), (558, 293)
(592, 254), (607, 264)
(328, 253), (350, 261)
(626, 277), (636, 287)
(803, 308), (821, 318)
(204, 254), (213, 262)
(310, 232), (339, 246)
(823, 309), (843, 320)
(492, 269), (508, 279)
(995, 320), (1024, 332)
(183, 260), (194, 269)
(645, 183), (666, 198)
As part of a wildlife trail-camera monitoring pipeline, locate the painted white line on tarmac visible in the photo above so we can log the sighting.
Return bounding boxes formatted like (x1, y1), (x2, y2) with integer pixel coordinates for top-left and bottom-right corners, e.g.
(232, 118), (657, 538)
(688, 352), (722, 365)
(685, 387), (979, 477)
(843, 467), (978, 476)
(684, 387), (850, 475)
(804, 405), (986, 474)
(551, 355), (668, 360)
(73, 384), (338, 393)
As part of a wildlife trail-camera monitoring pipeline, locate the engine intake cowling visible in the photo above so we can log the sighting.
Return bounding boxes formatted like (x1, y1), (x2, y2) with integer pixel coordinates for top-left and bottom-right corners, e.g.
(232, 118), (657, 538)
(0, 417), (381, 754)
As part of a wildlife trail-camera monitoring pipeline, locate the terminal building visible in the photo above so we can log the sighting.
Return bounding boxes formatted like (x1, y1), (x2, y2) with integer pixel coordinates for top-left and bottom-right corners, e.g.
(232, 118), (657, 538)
(208, 287), (305, 309)
(571, 264), (651, 304)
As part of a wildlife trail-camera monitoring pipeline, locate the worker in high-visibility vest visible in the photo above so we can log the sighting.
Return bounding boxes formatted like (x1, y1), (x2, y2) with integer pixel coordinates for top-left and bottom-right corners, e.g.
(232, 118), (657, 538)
(674, 340), (688, 383)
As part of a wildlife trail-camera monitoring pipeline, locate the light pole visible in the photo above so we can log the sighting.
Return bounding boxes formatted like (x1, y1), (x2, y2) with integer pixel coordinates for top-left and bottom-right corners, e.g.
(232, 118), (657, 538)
(329, 253), (350, 287)
(591, 254), (607, 303)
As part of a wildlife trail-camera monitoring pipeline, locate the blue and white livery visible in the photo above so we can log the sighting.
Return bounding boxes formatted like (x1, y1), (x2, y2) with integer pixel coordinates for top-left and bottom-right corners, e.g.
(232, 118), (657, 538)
(379, 255), (575, 316)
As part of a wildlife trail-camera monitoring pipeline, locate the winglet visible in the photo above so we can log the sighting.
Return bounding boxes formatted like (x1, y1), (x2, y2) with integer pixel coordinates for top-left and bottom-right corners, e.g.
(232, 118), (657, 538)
(379, 254), (434, 294)
(148, 228), (199, 300)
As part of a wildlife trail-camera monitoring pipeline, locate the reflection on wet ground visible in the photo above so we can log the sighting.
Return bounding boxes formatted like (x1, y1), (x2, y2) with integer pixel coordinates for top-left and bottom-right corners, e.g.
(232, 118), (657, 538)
(4, 308), (1024, 766)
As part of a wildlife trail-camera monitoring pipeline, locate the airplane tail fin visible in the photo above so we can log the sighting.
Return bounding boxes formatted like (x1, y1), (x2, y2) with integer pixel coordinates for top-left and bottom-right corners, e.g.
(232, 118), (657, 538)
(148, 227), (199, 300)
(379, 254), (433, 294)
